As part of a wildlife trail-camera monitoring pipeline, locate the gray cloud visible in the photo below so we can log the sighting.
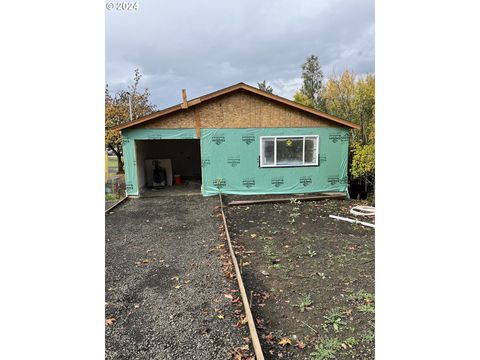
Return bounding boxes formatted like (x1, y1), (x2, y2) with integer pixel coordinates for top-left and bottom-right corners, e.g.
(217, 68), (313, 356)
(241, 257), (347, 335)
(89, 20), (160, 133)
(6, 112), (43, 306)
(106, 0), (374, 108)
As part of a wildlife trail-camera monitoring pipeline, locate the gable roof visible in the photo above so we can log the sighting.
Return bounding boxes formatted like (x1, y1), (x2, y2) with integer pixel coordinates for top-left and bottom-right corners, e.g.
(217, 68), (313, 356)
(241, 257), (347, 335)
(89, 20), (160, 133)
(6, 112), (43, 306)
(111, 82), (360, 131)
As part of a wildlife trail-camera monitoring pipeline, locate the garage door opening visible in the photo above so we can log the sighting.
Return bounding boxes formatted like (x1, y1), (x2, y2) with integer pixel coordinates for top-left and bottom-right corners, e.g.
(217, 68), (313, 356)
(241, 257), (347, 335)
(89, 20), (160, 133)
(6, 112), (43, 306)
(135, 139), (201, 196)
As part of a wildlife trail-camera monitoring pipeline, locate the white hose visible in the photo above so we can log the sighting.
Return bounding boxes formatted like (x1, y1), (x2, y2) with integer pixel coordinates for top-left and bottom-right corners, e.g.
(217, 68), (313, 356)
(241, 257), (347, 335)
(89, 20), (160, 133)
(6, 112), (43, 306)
(329, 215), (375, 228)
(350, 205), (375, 217)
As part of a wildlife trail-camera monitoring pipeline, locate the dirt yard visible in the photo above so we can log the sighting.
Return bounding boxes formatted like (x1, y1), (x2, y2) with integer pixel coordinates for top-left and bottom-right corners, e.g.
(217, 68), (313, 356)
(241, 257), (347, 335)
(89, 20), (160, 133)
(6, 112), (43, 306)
(225, 198), (375, 359)
(105, 196), (251, 359)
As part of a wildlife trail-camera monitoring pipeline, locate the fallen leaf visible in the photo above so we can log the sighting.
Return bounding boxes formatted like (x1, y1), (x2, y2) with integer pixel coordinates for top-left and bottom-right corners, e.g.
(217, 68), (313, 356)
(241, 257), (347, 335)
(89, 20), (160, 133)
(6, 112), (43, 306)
(278, 337), (292, 347)
(295, 341), (306, 349)
(255, 318), (266, 330)
(142, 259), (150, 264)
(224, 294), (233, 300)
(105, 317), (116, 326)
(217, 314), (224, 319)
(250, 234), (257, 238)
(265, 332), (275, 344)
(174, 285), (182, 289)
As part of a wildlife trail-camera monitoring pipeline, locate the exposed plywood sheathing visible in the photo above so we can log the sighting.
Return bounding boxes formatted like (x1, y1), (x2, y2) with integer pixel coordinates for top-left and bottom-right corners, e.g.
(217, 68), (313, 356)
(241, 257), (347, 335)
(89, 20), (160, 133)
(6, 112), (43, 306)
(135, 91), (336, 129)
(136, 108), (195, 129)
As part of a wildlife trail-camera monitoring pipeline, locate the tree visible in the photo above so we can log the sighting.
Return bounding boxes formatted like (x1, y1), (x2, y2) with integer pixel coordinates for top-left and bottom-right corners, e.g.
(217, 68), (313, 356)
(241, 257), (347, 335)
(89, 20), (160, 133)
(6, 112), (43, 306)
(292, 91), (314, 108)
(105, 69), (157, 173)
(293, 55), (326, 111)
(258, 80), (274, 94)
(321, 71), (375, 192)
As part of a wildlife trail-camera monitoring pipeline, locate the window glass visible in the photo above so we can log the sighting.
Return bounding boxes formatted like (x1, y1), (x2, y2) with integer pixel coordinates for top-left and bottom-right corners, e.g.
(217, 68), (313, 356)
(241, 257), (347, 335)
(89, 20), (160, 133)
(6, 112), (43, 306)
(305, 137), (317, 164)
(276, 137), (303, 165)
(260, 136), (319, 167)
(262, 138), (275, 165)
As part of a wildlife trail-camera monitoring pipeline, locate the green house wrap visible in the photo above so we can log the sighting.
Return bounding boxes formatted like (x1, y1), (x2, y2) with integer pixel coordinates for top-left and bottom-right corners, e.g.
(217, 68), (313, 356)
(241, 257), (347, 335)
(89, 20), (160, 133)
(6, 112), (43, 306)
(200, 128), (349, 196)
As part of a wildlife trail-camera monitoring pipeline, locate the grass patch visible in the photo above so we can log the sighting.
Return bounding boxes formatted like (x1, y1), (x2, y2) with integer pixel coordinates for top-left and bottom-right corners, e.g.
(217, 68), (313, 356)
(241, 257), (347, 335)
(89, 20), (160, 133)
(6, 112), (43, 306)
(107, 156), (119, 169)
(105, 194), (118, 201)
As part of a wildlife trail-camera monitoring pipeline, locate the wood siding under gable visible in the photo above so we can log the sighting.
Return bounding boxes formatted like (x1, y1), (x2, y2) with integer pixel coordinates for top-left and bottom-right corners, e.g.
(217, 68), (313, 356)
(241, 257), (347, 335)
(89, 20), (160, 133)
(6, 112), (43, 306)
(134, 90), (337, 129)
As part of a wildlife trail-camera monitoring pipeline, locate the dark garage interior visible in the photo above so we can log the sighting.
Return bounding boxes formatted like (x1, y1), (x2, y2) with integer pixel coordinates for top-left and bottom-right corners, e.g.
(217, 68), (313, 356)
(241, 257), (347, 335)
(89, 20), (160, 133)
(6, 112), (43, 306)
(135, 139), (201, 194)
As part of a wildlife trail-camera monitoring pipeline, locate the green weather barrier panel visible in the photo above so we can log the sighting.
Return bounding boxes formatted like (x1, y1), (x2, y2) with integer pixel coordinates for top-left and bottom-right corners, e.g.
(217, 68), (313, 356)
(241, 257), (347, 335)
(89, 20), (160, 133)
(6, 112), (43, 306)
(201, 128), (349, 196)
(121, 127), (349, 197)
(122, 128), (197, 195)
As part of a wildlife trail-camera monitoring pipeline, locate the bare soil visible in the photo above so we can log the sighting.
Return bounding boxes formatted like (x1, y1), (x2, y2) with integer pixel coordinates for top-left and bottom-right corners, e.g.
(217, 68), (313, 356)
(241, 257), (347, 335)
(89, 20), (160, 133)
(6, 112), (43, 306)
(225, 197), (375, 359)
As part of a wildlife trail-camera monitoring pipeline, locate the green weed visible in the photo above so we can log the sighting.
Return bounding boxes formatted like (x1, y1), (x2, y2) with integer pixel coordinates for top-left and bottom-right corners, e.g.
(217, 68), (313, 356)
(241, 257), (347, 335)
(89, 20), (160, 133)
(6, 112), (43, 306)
(344, 336), (358, 348)
(307, 249), (317, 257)
(323, 308), (346, 332)
(310, 337), (341, 360)
(361, 330), (375, 343)
(263, 242), (275, 258)
(347, 289), (375, 303)
(297, 294), (313, 312)
(357, 303), (375, 314)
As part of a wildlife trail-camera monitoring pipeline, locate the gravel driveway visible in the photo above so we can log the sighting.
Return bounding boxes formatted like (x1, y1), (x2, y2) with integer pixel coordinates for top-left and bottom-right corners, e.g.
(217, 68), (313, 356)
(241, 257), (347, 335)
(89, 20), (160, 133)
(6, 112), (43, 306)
(105, 195), (248, 359)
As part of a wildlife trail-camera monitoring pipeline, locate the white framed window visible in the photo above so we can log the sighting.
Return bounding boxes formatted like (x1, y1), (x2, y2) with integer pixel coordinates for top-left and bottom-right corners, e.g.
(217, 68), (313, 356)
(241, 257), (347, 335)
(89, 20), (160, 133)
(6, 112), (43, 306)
(260, 135), (319, 167)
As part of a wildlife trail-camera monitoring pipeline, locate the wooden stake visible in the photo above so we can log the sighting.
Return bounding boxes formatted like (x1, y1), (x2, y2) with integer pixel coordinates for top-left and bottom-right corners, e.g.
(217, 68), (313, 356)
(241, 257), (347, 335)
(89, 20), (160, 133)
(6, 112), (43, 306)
(249, 290), (253, 308)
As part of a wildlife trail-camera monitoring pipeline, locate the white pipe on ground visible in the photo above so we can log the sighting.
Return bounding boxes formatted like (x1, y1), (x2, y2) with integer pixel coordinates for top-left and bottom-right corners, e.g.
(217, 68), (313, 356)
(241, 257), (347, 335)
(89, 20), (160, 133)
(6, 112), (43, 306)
(329, 215), (375, 228)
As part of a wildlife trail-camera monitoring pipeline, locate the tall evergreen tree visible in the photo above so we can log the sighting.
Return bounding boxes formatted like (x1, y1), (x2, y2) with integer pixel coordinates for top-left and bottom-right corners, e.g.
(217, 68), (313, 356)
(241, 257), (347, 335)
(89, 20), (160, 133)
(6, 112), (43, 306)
(294, 55), (326, 111)
(257, 80), (274, 94)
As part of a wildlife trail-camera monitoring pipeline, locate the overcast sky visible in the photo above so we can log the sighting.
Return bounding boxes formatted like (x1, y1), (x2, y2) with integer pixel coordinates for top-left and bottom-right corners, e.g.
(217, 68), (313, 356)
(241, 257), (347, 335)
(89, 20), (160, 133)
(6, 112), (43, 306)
(106, 0), (374, 109)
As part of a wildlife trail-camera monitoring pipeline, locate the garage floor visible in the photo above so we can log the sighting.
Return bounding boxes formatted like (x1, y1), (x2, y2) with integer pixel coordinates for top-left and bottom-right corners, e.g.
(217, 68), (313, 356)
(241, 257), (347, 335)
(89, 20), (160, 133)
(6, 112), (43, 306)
(105, 196), (247, 359)
(140, 179), (202, 198)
